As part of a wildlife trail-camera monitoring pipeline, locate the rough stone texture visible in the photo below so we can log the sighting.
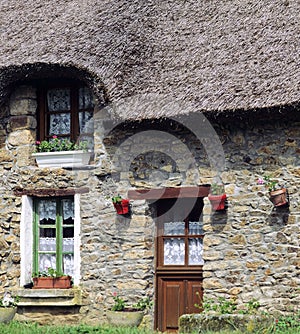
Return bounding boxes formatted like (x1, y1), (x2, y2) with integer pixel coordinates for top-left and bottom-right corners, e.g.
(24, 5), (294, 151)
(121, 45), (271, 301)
(0, 85), (299, 326)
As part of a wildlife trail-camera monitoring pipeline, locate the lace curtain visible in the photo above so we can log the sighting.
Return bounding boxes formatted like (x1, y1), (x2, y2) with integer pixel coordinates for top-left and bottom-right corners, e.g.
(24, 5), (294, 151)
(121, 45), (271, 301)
(163, 221), (204, 265)
(38, 199), (74, 276)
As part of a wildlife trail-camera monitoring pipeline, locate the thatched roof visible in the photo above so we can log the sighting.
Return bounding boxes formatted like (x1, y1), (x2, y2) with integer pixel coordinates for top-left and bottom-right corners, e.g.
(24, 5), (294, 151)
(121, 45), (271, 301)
(0, 0), (299, 119)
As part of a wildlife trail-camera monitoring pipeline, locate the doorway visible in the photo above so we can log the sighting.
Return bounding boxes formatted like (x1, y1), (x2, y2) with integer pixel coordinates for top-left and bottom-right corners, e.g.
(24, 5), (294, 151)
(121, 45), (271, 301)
(155, 198), (204, 332)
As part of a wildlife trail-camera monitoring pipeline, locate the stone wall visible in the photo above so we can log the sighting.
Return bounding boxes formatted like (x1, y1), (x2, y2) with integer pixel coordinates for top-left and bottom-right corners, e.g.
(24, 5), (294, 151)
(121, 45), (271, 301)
(0, 84), (299, 326)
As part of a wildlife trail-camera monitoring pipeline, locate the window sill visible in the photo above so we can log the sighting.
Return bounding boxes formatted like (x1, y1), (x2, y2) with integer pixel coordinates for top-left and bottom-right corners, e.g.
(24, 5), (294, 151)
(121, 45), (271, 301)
(16, 287), (82, 306)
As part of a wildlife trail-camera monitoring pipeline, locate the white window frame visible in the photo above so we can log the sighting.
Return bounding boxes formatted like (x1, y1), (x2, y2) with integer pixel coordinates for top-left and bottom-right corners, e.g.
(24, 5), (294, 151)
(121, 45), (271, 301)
(20, 194), (81, 287)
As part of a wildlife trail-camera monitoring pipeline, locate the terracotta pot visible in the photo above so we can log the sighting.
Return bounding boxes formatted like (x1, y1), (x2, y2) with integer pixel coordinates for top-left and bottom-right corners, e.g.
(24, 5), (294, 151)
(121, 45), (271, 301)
(208, 194), (227, 211)
(113, 199), (130, 215)
(269, 188), (289, 207)
(33, 276), (72, 289)
(106, 310), (144, 327)
(0, 307), (16, 323)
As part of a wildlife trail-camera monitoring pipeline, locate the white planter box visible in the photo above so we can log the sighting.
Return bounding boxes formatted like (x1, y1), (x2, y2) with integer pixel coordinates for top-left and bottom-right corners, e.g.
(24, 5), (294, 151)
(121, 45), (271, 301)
(32, 151), (91, 168)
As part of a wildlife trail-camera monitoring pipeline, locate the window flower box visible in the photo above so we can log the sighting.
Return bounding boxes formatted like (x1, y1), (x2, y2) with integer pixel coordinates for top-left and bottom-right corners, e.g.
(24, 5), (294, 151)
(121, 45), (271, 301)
(32, 276), (72, 289)
(32, 150), (91, 168)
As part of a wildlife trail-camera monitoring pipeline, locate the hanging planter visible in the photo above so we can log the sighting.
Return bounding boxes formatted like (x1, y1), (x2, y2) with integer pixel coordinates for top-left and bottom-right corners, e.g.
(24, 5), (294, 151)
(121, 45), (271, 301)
(112, 196), (130, 215)
(258, 175), (289, 208)
(269, 188), (289, 207)
(208, 184), (227, 211)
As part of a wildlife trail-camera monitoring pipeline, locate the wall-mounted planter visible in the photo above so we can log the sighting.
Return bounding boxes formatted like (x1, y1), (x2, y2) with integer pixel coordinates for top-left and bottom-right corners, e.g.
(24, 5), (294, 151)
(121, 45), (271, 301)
(113, 199), (130, 215)
(32, 276), (72, 289)
(32, 151), (91, 168)
(269, 188), (289, 207)
(208, 194), (227, 211)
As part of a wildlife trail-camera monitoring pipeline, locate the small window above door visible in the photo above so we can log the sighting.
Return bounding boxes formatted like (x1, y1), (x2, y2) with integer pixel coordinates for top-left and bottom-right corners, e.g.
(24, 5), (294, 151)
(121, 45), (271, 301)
(156, 198), (204, 269)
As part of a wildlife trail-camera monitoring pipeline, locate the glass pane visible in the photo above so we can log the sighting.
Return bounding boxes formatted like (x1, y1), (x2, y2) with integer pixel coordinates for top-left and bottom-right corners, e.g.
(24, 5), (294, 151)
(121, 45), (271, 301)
(188, 238), (204, 265)
(79, 111), (93, 133)
(49, 113), (71, 135)
(38, 199), (56, 225)
(63, 237), (74, 252)
(79, 87), (94, 109)
(189, 221), (204, 235)
(63, 254), (74, 276)
(164, 222), (185, 235)
(62, 199), (74, 224)
(39, 254), (56, 272)
(40, 228), (56, 238)
(63, 227), (74, 238)
(47, 88), (71, 111)
(39, 237), (56, 251)
(164, 238), (185, 265)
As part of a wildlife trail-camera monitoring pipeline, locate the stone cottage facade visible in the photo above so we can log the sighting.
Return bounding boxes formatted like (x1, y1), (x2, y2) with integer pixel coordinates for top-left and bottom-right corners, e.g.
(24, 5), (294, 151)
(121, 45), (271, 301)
(0, 0), (299, 332)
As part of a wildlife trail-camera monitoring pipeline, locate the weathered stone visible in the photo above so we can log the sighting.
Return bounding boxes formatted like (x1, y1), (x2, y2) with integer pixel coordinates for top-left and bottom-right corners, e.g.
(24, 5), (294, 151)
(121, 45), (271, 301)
(8, 130), (35, 146)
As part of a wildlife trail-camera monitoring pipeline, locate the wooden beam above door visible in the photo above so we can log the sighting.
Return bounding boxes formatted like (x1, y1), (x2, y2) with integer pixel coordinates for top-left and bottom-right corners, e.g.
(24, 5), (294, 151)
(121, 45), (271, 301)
(128, 185), (210, 200)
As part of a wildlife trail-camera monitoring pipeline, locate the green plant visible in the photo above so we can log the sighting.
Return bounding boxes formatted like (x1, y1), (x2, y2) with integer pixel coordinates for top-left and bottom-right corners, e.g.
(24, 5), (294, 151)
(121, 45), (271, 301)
(209, 183), (225, 195)
(238, 299), (260, 315)
(257, 175), (283, 192)
(0, 293), (19, 308)
(111, 293), (126, 311)
(132, 297), (153, 311)
(35, 135), (88, 153)
(111, 195), (123, 204)
(32, 267), (68, 278)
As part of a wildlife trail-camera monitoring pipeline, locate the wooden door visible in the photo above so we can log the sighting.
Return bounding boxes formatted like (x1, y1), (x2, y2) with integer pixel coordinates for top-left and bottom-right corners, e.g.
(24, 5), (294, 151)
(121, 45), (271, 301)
(155, 198), (204, 332)
(156, 275), (203, 332)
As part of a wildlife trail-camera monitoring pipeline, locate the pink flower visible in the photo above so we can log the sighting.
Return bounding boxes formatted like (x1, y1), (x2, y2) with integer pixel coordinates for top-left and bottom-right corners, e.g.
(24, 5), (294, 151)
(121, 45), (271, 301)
(36, 141), (41, 145)
(113, 292), (117, 297)
(52, 135), (58, 139)
(257, 178), (264, 185)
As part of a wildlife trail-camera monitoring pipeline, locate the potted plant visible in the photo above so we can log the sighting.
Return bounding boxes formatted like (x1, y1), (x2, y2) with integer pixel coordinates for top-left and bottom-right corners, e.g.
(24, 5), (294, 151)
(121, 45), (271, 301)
(112, 195), (130, 215)
(258, 175), (289, 207)
(32, 267), (72, 289)
(106, 293), (152, 327)
(0, 293), (19, 323)
(208, 184), (227, 211)
(32, 135), (91, 168)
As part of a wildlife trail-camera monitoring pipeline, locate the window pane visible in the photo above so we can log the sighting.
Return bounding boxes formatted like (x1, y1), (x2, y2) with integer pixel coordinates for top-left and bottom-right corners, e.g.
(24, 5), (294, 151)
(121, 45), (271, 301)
(38, 199), (56, 225)
(39, 237), (56, 251)
(62, 199), (74, 224)
(79, 87), (94, 109)
(63, 254), (74, 276)
(189, 221), (204, 235)
(49, 113), (71, 135)
(188, 238), (204, 265)
(39, 254), (56, 272)
(79, 111), (93, 133)
(63, 237), (74, 252)
(164, 238), (185, 265)
(47, 89), (71, 111)
(164, 222), (185, 235)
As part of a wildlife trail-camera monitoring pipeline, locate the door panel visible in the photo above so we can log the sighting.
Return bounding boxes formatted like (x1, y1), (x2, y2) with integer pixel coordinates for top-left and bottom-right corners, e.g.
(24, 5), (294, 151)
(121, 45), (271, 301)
(157, 275), (203, 332)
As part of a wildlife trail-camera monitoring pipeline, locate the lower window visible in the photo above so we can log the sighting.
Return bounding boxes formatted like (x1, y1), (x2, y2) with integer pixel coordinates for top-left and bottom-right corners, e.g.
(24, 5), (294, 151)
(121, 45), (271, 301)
(33, 197), (74, 277)
(20, 194), (81, 287)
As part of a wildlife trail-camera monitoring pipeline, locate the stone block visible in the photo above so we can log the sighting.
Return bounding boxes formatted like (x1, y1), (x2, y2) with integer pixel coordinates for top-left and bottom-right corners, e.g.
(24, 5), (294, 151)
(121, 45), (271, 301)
(10, 98), (37, 116)
(8, 116), (37, 131)
(8, 130), (35, 146)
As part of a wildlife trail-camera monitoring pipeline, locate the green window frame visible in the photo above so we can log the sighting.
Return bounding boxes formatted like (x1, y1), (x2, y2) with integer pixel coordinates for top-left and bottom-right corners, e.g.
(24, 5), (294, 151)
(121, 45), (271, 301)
(32, 197), (74, 277)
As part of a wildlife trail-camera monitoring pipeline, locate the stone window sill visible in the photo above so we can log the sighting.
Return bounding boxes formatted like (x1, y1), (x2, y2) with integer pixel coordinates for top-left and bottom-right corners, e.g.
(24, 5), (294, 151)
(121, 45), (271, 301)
(16, 287), (82, 306)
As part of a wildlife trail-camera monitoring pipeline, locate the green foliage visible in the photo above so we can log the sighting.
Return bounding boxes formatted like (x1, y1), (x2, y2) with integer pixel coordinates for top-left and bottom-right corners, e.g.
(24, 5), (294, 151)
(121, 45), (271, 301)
(238, 299), (260, 315)
(32, 267), (69, 278)
(132, 297), (153, 311)
(0, 293), (19, 308)
(111, 195), (123, 204)
(111, 293), (126, 311)
(274, 310), (300, 332)
(35, 136), (88, 153)
(209, 184), (225, 195)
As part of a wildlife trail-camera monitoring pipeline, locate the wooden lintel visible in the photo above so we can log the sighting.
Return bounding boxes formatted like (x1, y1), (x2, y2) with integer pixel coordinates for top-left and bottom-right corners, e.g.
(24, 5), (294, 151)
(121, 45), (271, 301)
(128, 185), (210, 200)
(13, 187), (89, 197)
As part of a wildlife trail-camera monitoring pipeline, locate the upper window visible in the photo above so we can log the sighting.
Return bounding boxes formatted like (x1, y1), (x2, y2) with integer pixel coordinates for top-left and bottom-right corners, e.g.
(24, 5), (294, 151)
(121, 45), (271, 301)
(37, 82), (94, 147)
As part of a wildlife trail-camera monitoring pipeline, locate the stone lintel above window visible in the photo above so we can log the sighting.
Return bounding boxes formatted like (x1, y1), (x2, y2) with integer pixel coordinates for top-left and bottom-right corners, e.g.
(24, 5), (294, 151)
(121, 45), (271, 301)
(14, 187), (89, 197)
